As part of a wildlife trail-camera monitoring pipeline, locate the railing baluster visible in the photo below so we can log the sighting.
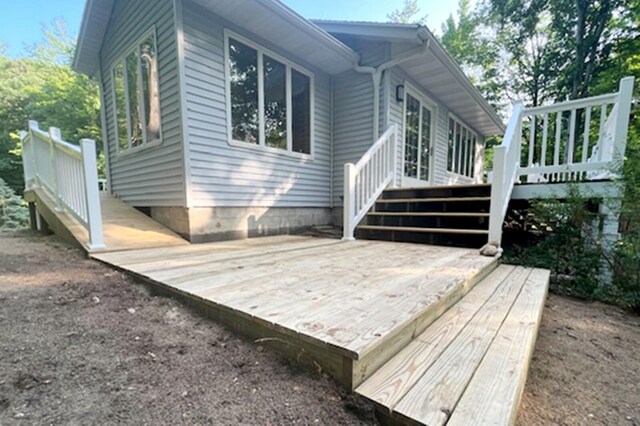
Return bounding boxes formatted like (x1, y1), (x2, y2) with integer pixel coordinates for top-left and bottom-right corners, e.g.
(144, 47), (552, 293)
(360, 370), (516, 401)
(568, 109), (577, 164)
(541, 113), (549, 166)
(582, 106), (591, 163)
(528, 115), (535, 169)
(554, 111), (562, 166)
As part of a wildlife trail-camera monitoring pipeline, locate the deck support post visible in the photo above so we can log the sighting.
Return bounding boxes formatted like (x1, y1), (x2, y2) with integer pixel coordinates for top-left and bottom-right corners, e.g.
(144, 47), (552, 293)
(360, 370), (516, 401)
(80, 139), (106, 250)
(28, 202), (38, 231)
(598, 198), (622, 286)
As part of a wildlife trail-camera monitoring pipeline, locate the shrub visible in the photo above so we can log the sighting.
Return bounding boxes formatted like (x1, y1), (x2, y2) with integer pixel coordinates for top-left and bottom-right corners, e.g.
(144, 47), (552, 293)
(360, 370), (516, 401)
(0, 178), (29, 232)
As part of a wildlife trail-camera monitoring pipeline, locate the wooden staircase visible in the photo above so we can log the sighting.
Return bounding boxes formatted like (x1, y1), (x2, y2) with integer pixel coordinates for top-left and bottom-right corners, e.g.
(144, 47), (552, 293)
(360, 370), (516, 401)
(355, 264), (550, 425)
(356, 184), (491, 248)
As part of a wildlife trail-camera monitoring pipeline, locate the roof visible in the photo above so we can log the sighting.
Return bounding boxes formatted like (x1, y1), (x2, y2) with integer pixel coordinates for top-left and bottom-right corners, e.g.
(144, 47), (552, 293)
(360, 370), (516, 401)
(73, 2), (503, 135)
(73, 0), (360, 76)
(314, 20), (505, 136)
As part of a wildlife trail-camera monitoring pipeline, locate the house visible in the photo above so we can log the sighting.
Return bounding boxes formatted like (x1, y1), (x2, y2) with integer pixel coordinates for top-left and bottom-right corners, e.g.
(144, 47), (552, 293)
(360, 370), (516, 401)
(19, 1), (635, 423)
(70, 0), (506, 244)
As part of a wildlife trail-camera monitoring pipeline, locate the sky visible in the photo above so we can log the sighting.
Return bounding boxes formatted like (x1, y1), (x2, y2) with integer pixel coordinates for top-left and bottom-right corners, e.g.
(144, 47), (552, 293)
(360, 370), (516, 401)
(0, 0), (460, 58)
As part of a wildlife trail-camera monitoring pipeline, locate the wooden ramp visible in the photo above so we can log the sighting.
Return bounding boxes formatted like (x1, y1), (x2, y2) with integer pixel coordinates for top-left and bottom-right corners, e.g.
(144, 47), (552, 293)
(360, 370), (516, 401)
(25, 188), (188, 253)
(356, 265), (549, 425)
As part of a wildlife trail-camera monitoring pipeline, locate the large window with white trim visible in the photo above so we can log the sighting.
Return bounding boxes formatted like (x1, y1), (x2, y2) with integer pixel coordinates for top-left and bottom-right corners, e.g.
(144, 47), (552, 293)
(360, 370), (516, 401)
(447, 116), (477, 178)
(112, 29), (161, 154)
(225, 31), (313, 156)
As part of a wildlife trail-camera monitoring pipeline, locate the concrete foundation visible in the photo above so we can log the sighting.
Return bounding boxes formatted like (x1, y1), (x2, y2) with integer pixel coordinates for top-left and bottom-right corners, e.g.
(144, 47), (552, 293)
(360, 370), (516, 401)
(151, 206), (334, 243)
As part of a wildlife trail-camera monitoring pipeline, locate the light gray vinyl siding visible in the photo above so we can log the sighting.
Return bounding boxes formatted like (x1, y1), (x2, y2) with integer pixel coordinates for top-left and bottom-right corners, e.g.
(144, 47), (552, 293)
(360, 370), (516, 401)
(387, 66), (484, 186)
(99, 0), (185, 206)
(181, 0), (332, 208)
(331, 40), (389, 206)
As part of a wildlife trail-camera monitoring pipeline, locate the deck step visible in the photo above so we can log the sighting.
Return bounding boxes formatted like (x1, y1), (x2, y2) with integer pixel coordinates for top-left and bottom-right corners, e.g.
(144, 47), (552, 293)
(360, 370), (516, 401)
(358, 225), (488, 235)
(364, 214), (489, 230)
(356, 225), (489, 248)
(355, 265), (550, 425)
(382, 184), (492, 199)
(376, 196), (491, 203)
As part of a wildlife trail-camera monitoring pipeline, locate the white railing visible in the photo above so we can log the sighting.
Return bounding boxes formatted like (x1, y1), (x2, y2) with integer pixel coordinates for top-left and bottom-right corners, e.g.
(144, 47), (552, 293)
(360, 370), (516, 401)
(489, 76), (635, 244)
(22, 120), (105, 250)
(488, 102), (524, 243)
(343, 124), (398, 240)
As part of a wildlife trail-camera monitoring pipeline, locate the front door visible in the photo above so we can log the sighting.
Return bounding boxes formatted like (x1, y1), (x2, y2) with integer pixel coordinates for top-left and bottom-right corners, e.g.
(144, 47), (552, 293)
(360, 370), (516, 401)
(402, 89), (434, 187)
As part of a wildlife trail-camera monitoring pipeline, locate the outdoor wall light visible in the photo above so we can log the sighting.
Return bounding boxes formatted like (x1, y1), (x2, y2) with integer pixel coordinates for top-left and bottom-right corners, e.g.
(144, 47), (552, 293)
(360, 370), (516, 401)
(396, 84), (405, 103)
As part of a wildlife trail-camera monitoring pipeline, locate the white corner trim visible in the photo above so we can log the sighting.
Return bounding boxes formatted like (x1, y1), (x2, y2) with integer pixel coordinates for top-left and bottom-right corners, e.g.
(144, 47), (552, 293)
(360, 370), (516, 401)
(174, 0), (193, 208)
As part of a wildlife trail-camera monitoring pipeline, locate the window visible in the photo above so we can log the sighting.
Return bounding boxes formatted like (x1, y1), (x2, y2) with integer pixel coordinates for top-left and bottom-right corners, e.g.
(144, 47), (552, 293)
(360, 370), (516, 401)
(447, 116), (478, 178)
(112, 29), (161, 154)
(226, 32), (313, 156)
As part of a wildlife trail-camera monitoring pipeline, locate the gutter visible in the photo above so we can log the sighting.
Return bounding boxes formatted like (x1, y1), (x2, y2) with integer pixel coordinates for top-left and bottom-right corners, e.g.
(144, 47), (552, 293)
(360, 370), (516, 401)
(353, 40), (430, 140)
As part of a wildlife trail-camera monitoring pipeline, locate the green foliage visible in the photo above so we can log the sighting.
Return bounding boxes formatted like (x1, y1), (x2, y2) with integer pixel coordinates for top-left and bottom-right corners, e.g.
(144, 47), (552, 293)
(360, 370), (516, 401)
(0, 178), (29, 232)
(503, 188), (603, 299)
(439, 0), (504, 109)
(0, 21), (101, 195)
(387, 0), (427, 24)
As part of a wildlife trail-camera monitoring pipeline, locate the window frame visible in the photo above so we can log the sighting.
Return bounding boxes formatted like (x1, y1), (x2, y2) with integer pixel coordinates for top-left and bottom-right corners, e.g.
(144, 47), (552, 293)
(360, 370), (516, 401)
(224, 29), (315, 159)
(111, 27), (162, 157)
(447, 113), (479, 179)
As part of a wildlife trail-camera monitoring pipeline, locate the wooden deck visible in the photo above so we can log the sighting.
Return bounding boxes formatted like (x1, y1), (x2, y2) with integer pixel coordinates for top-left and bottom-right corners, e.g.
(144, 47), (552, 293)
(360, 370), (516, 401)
(25, 188), (188, 253)
(92, 236), (499, 389)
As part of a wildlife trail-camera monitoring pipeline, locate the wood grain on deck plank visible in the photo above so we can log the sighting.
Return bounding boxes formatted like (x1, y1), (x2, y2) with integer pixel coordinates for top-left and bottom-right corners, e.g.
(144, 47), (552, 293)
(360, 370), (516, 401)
(355, 265), (516, 411)
(447, 269), (550, 426)
(393, 266), (532, 425)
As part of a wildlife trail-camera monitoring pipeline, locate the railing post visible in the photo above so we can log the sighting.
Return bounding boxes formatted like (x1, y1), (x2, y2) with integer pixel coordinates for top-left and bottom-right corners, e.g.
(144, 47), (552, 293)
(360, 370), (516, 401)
(80, 139), (106, 250)
(19, 130), (31, 189)
(391, 123), (398, 188)
(342, 163), (356, 241)
(28, 120), (39, 187)
(612, 76), (635, 168)
(48, 127), (63, 210)
(488, 145), (506, 244)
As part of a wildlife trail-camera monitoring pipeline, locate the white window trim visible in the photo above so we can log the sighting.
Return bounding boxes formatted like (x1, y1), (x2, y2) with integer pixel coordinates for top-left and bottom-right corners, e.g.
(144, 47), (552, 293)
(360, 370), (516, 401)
(401, 81), (437, 185)
(111, 27), (163, 158)
(224, 29), (315, 160)
(447, 113), (479, 179)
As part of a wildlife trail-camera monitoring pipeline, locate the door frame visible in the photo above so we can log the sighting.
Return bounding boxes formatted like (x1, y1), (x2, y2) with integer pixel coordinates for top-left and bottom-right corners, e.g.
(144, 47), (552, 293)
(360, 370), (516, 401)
(401, 82), (438, 187)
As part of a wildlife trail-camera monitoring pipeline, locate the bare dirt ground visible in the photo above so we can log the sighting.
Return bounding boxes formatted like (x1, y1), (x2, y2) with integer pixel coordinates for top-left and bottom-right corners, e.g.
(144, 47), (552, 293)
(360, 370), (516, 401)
(1, 233), (639, 425)
(0, 233), (375, 425)
(517, 294), (640, 426)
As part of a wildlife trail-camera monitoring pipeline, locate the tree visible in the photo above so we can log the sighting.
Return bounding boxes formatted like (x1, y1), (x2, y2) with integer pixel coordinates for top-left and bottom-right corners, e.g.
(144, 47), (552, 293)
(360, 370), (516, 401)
(440, 0), (505, 109)
(387, 0), (427, 24)
(0, 21), (100, 194)
(484, 0), (628, 105)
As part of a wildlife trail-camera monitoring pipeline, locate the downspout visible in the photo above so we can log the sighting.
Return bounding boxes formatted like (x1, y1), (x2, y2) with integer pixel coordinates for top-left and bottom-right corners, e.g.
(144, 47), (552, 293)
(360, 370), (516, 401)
(352, 39), (430, 140)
